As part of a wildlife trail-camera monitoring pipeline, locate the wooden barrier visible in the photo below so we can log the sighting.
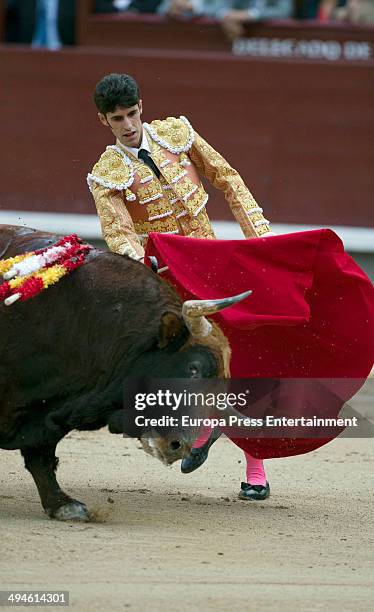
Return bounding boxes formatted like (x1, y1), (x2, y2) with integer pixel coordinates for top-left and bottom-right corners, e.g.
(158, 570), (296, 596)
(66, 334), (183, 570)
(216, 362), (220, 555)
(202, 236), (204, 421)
(77, 8), (232, 52)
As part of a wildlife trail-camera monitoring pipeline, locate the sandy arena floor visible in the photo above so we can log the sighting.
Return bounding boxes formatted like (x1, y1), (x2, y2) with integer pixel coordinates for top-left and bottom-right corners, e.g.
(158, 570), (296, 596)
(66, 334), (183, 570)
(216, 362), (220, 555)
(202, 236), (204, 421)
(0, 383), (373, 612)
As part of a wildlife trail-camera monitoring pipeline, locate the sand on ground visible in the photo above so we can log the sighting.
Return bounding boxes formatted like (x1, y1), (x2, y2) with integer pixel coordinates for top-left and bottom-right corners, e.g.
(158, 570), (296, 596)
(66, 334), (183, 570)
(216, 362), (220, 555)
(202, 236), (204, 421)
(0, 381), (373, 612)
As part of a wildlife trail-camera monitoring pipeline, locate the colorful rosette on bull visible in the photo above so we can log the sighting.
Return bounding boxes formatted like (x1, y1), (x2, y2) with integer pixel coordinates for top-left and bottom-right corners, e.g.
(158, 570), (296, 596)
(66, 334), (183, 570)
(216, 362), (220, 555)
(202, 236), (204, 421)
(0, 234), (92, 306)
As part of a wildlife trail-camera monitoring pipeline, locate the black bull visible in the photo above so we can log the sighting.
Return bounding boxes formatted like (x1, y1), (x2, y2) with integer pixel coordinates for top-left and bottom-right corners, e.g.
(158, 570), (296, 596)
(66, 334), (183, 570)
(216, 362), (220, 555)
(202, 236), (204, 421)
(0, 225), (245, 521)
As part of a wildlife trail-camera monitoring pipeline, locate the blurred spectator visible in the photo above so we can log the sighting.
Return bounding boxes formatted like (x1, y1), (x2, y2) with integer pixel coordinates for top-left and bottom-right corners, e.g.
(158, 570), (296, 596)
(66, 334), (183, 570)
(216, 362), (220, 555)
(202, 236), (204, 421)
(158, 0), (195, 16)
(159, 1), (293, 38)
(346, 0), (374, 23)
(58, 0), (75, 45)
(296, 0), (320, 18)
(221, 0), (294, 38)
(95, 0), (163, 12)
(32, 0), (61, 49)
(319, 0), (374, 22)
(96, 0), (120, 11)
(5, 0), (35, 43)
(318, 0), (346, 20)
(158, 0), (293, 20)
(5, 0), (75, 46)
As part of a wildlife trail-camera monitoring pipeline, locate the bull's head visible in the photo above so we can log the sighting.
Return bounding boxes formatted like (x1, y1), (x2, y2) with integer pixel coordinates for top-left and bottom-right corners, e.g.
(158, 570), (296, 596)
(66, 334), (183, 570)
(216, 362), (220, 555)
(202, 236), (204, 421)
(138, 290), (251, 465)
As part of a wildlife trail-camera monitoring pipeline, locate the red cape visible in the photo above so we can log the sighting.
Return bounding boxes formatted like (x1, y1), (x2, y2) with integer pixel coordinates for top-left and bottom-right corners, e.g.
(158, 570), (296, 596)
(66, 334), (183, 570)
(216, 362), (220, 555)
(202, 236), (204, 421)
(146, 229), (374, 459)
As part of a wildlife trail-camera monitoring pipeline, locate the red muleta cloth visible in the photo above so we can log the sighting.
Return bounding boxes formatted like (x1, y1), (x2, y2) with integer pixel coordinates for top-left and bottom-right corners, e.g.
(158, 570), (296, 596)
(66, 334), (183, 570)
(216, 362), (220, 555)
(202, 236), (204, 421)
(145, 229), (374, 459)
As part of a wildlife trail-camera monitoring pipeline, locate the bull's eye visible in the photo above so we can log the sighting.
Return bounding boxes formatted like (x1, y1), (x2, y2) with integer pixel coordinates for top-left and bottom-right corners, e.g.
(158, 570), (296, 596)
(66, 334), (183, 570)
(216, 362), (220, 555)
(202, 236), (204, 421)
(189, 363), (200, 377)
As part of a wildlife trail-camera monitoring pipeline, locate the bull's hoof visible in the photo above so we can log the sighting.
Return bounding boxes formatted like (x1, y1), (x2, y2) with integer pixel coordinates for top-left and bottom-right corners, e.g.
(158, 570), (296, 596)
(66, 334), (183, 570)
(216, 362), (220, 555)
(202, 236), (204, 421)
(50, 501), (89, 522)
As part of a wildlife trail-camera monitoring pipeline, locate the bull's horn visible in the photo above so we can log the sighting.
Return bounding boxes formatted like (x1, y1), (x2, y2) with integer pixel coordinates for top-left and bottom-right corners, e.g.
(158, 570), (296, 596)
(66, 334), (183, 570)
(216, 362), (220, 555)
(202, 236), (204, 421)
(182, 290), (252, 337)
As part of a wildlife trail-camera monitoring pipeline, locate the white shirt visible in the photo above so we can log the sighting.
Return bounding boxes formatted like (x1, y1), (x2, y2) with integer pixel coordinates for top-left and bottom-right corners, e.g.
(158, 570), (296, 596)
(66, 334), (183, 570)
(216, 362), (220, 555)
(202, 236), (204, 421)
(117, 129), (151, 159)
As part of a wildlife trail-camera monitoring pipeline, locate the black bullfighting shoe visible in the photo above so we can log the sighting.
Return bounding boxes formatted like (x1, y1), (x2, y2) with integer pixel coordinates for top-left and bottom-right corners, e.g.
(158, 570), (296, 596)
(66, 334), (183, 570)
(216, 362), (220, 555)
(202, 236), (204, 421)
(238, 481), (270, 501)
(181, 428), (222, 474)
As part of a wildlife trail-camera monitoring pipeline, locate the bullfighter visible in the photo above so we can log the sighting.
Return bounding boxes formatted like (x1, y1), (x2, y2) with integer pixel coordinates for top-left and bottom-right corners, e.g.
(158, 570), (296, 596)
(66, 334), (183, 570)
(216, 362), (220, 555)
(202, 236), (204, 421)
(88, 72), (273, 501)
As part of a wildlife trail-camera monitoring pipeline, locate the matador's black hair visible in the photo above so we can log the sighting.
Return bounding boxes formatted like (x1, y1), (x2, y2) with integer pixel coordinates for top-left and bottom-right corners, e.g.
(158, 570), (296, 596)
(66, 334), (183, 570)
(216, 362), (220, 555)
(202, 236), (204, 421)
(94, 73), (140, 114)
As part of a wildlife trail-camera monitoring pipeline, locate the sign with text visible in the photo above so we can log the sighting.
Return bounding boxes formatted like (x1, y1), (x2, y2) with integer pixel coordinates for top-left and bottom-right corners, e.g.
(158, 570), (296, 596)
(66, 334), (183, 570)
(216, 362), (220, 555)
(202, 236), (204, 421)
(233, 37), (373, 62)
(122, 378), (374, 439)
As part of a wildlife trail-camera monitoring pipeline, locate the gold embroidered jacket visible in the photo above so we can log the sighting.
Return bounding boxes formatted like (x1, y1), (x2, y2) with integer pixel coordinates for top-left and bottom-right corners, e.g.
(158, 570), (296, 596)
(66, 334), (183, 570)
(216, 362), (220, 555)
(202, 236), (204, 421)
(87, 116), (272, 260)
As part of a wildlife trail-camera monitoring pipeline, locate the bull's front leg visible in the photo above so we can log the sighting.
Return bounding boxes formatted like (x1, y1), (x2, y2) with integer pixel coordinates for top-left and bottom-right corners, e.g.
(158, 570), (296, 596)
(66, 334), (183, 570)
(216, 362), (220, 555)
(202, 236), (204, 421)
(21, 445), (89, 521)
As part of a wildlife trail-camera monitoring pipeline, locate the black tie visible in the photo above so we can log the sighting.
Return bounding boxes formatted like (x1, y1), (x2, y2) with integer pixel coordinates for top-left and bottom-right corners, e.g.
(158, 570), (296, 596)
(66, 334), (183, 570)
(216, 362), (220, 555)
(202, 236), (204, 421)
(138, 148), (161, 179)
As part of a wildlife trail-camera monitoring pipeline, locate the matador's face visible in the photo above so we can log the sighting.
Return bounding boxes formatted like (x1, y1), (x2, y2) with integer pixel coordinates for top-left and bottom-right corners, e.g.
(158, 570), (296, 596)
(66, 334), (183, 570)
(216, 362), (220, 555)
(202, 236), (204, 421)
(98, 101), (143, 148)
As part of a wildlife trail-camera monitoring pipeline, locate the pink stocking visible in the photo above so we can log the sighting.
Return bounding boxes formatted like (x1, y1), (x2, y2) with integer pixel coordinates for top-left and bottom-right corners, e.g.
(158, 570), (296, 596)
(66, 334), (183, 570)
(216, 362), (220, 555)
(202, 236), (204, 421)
(192, 433), (268, 486)
(245, 452), (267, 485)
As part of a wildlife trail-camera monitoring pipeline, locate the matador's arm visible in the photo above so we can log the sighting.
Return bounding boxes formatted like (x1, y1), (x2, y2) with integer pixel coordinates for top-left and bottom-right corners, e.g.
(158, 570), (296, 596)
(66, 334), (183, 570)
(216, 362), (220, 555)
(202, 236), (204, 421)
(92, 184), (145, 260)
(188, 131), (272, 238)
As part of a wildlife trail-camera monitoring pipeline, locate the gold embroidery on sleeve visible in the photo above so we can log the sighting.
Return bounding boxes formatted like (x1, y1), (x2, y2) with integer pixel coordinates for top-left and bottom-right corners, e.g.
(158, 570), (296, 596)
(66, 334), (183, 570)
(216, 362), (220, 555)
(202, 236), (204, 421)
(92, 184), (144, 260)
